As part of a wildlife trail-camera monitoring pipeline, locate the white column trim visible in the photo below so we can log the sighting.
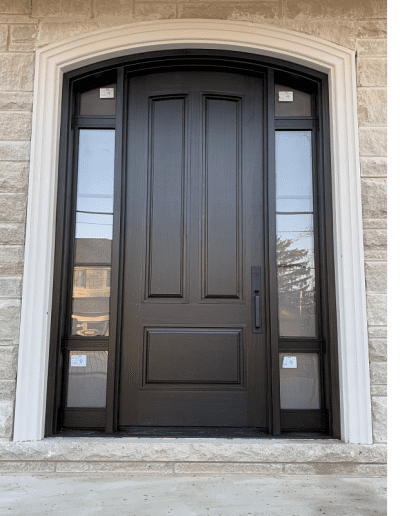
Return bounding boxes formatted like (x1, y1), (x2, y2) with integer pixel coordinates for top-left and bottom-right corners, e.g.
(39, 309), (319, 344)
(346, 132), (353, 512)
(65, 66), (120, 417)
(13, 19), (372, 443)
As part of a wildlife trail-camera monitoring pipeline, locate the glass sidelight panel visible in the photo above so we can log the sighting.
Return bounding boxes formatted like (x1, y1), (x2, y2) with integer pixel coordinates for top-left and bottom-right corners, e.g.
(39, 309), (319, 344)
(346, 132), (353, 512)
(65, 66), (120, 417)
(67, 351), (108, 407)
(276, 131), (316, 337)
(279, 353), (320, 409)
(79, 83), (116, 116)
(275, 84), (312, 117)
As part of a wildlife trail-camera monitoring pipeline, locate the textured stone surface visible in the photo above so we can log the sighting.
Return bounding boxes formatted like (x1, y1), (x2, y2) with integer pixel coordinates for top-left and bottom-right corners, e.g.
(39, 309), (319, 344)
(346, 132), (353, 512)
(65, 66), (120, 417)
(178, 2), (280, 20)
(284, 0), (386, 19)
(0, 461), (56, 472)
(0, 440), (387, 463)
(364, 250), (387, 262)
(366, 294), (386, 326)
(283, 463), (386, 476)
(369, 339), (387, 362)
(0, 25), (6, 51)
(37, 21), (101, 47)
(360, 157), (387, 177)
(0, 162), (29, 192)
(357, 58), (387, 87)
(0, 53), (34, 91)
(32, 0), (91, 19)
(368, 326), (387, 339)
(359, 128), (387, 157)
(0, 194), (27, 222)
(369, 362), (387, 385)
(361, 179), (387, 220)
(364, 262), (386, 293)
(0, 223), (25, 245)
(357, 39), (387, 56)
(357, 20), (387, 38)
(175, 462), (283, 475)
(371, 397), (386, 444)
(0, 346), (18, 378)
(0, 277), (22, 298)
(134, 3), (177, 20)
(0, 246), (24, 276)
(363, 229), (386, 249)
(357, 88), (386, 127)
(9, 24), (38, 52)
(371, 385), (387, 396)
(0, 301), (21, 341)
(0, 113), (32, 140)
(0, 380), (15, 402)
(93, 0), (133, 19)
(57, 461), (174, 473)
(0, 142), (30, 161)
(0, 401), (13, 438)
(0, 92), (33, 111)
(0, 1), (31, 15)
(363, 219), (386, 229)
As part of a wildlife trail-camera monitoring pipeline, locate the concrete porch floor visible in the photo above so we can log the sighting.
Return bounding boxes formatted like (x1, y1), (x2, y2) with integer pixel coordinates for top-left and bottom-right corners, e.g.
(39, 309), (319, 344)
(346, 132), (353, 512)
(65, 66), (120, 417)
(0, 473), (387, 516)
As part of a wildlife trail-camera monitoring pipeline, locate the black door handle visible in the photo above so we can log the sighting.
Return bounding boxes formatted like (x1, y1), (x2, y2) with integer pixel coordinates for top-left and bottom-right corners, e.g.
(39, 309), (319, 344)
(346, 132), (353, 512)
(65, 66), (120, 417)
(251, 266), (262, 333)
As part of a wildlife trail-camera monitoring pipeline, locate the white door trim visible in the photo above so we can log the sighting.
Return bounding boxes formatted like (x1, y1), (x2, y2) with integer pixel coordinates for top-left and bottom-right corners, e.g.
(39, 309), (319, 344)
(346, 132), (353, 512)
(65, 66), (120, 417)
(13, 19), (372, 443)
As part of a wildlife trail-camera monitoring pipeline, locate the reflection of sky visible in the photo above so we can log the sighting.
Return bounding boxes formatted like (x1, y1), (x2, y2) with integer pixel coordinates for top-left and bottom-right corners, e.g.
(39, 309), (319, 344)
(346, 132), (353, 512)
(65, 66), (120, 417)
(76, 129), (115, 240)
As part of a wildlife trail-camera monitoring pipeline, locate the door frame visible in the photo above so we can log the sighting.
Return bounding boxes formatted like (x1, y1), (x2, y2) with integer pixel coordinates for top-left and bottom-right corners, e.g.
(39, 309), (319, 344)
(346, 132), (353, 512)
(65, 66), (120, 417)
(13, 20), (371, 444)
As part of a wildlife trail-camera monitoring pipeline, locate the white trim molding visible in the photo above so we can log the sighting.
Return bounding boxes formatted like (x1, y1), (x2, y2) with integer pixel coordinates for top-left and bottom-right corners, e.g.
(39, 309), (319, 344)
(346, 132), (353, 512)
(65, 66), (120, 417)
(14, 19), (372, 444)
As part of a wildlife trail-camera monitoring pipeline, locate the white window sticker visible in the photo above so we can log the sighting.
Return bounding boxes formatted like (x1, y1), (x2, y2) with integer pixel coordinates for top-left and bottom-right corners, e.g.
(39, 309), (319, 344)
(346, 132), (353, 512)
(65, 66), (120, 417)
(71, 355), (87, 367)
(100, 88), (115, 99)
(278, 91), (294, 102)
(282, 356), (297, 368)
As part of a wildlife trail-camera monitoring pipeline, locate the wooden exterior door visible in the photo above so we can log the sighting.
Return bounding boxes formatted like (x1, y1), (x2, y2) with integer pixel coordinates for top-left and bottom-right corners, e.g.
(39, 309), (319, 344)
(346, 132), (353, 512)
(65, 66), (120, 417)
(118, 71), (268, 427)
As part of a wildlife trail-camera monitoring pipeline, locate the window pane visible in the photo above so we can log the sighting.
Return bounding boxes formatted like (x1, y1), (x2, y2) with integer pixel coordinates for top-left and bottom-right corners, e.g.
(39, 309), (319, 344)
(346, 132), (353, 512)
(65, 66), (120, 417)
(79, 84), (116, 116)
(275, 84), (312, 117)
(279, 353), (320, 409)
(71, 266), (110, 337)
(67, 351), (108, 407)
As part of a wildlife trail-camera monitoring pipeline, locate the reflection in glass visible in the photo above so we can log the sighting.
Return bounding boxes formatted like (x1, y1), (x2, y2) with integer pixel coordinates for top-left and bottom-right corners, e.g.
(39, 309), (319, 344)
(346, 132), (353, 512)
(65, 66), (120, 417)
(276, 131), (316, 337)
(67, 351), (108, 407)
(71, 266), (110, 337)
(279, 353), (320, 409)
(275, 84), (312, 117)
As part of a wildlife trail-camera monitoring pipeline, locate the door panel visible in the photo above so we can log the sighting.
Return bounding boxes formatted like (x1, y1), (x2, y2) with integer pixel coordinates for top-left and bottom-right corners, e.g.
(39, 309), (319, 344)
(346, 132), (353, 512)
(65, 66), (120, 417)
(119, 71), (267, 427)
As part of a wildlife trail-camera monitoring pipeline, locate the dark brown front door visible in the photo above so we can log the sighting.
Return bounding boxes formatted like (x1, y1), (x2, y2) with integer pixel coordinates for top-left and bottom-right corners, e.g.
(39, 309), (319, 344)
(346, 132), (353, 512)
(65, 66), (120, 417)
(119, 70), (267, 427)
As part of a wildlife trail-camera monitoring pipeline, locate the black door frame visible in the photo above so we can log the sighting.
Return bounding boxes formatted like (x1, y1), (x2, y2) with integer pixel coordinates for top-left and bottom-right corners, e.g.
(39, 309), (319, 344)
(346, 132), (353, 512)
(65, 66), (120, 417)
(45, 49), (340, 438)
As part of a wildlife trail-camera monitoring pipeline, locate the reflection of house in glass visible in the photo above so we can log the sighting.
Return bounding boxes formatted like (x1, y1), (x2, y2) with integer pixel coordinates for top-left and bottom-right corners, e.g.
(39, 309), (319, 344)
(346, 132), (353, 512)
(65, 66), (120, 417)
(71, 238), (111, 337)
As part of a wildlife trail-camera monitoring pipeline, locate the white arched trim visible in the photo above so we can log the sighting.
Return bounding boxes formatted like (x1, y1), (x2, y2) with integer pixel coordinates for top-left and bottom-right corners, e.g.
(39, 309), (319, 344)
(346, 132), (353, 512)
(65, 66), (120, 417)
(14, 19), (371, 443)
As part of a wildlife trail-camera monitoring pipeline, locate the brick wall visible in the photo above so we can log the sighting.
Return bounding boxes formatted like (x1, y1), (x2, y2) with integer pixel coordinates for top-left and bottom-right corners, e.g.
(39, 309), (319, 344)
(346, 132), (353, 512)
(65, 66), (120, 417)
(0, 0), (387, 442)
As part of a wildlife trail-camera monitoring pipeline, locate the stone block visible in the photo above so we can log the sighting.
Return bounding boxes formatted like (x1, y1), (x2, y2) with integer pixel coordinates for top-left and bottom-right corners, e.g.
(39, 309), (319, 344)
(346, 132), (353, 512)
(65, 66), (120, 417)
(0, 53), (34, 91)
(32, 0), (91, 19)
(360, 157), (387, 177)
(366, 294), (386, 326)
(357, 39), (387, 57)
(364, 251), (387, 262)
(0, 92), (33, 111)
(369, 339), (387, 362)
(0, 223), (26, 245)
(368, 326), (387, 338)
(0, 194), (27, 223)
(359, 128), (387, 157)
(56, 461), (174, 473)
(9, 25), (38, 52)
(174, 462), (283, 475)
(0, 162), (29, 192)
(93, 0), (133, 19)
(357, 20), (387, 38)
(0, 141), (30, 161)
(364, 262), (387, 293)
(357, 88), (386, 127)
(0, 345), (18, 379)
(283, 0), (386, 20)
(37, 21), (100, 47)
(361, 179), (386, 220)
(178, 2), (279, 20)
(0, 302), (21, 342)
(134, 3), (177, 20)
(0, 400), (13, 438)
(0, 380), (16, 402)
(0, 113), (32, 140)
(357, 58), (387, 87)
(372, 397), (386, 444)
(370, 362), (387, 385)
(284, 463), (386, 476)
(371, 385), (387, 396)
(0, 461), (56, 472)
(363, 219), (386, 229)
(363, 229), (386, 250)
(0, 25), (7, 52)
(0, 1), (30, 14)
(0, 277), (22, 298)
(0, 246), (24, 276)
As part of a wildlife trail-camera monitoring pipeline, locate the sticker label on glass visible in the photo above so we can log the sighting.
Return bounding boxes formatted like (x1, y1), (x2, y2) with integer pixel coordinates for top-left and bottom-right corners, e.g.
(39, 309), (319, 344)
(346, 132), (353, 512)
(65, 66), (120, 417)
(278, 91), (294, 102)
(282, 356), (297, 368)
(71, 355), (87, 367)
(100, 88), (114, 99)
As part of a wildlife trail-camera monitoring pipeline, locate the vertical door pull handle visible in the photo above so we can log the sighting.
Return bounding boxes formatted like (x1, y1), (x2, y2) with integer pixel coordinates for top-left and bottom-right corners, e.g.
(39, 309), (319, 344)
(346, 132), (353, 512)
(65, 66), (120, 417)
(255, 295), (260, 328)
(251, 266), (262, 333)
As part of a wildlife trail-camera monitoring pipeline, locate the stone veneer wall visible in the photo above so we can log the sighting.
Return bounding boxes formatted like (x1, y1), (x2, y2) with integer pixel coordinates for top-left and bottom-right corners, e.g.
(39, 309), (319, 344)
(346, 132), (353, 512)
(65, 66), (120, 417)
(0, 0), (387, 443)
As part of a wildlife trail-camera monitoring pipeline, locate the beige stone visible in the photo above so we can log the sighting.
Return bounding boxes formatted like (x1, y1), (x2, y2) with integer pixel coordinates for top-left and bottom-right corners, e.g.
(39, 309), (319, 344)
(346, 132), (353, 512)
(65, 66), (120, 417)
(175, 462), (283, 475)
(0, 53), (34, 91)
(371, 385), (387, 396)
(0, 277), (22, 298)
(178, 2), (279, 20)
(0, 162), (29, 192)
(0, 194), (27, 223)
(363, 229), (386, 249)
(134, 3), (177, 21)
(0, 15), (39, 24)
(360, 157), (387, 177)
(0, 400), (13, 438)
(284, 463), (386, 476)
(0, 461), (56, 472)
(364, 262), (386, 293)
(359, 128), (387, 157)
(32, 0), (92, 19)
(0, 25), (7, 52)
(284, 0), (386, 19)
(361, 179), (386, 220)
(0, 113), (32, 140)
(357, 20), (387, 39)
(364, 250), (387, 262)
(9, 25), (38, 52)
(0, 301), (21, 342)
(363, 219), (386, 229)
(357, 88), (386, 127)
(0, 380), (15, 402)
(0, 246), (24, 276)
(368, 326), (387, 339)
(0, 346), (18, 379)
(56, 461), (174, 473)
(369, 339), (387, 362)
(0, 92), (33, 111)
(357, 39), (387, 57)
(0, 223), (26, 245)
(372, 397), (386, 444)
(366, 294), (386, 326)
(93, 0), (133, 19)
(0, 141), (30, 161)
(0, 1), (31, 14)
(37, 21), (101, 47)
(357, 58), (387, 87)
(370, 362), (387, 385)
